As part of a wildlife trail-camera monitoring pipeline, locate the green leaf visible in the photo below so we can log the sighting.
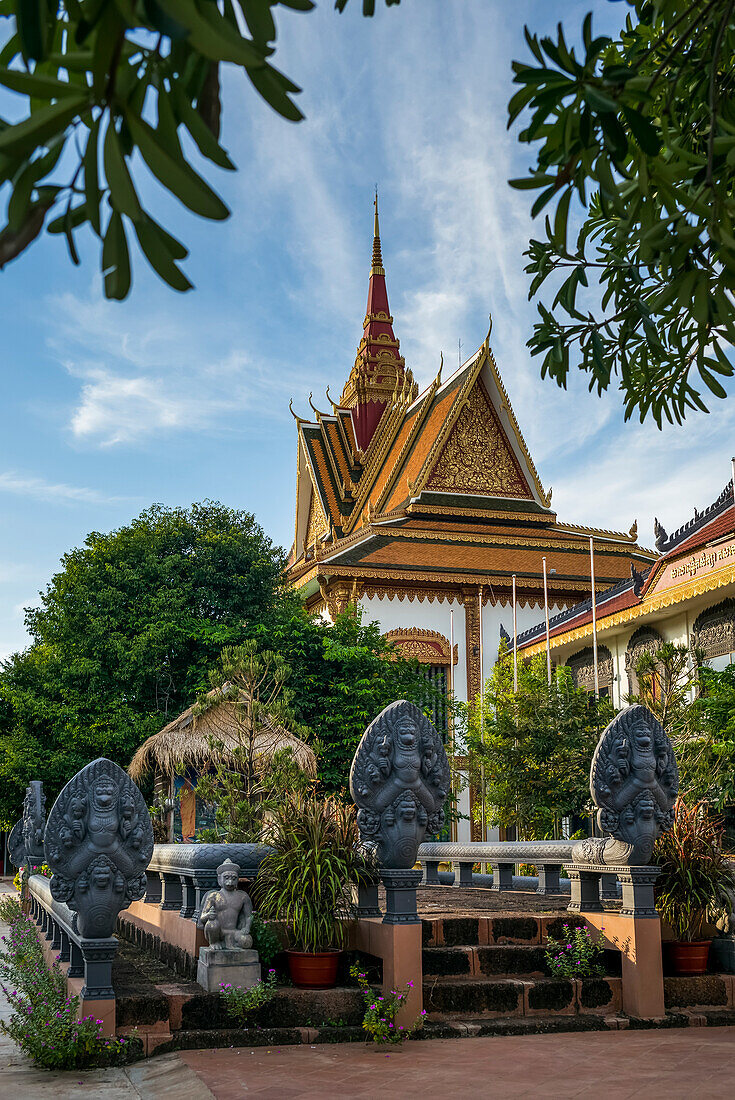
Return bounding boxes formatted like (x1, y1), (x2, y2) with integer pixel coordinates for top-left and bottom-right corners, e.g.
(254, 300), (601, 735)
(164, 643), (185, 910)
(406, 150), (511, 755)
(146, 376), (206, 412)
(102, 210), (131, 300)
(0, 95), (88, 156)
(84, 116), (101, 235)
(0, 68), (79, 99)
(622, 107), (661, 157)
(103, 119), (141, 220)
(125, 111), (229, 220)
(171, 83), (234, 169)
(16, 0), (47, 62)
(246, 63), (303, 122)
(155, 0), (266, 68)
(132, 214), (193, 292)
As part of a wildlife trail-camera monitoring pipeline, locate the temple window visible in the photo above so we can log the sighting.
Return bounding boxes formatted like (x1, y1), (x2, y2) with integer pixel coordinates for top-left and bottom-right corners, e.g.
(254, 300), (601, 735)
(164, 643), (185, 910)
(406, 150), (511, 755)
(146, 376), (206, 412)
(692, 598), (735, 670)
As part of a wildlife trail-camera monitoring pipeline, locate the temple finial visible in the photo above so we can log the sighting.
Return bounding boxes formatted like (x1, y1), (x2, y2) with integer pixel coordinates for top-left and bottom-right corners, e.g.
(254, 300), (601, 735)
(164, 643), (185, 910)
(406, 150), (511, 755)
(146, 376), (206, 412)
(371, 188), (383, 274)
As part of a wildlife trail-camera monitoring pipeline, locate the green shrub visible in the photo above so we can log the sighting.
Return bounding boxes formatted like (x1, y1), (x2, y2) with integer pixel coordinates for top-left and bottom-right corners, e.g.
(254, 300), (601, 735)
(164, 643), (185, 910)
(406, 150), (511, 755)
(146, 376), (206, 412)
(251, 914), (282, 968)
(0, 898), (134, 1069)
(654, 799), (735, 941)
(545, 923), (605, 980)
(350, 965), (424, 1044)
(219, 969), (278, 1026)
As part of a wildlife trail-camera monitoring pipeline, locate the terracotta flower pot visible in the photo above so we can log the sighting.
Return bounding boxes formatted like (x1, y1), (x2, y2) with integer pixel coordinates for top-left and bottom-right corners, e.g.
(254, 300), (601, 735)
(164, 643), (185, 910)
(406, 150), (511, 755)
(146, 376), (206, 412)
(286, 949), (340, 989)
(668, 940), (711, 975)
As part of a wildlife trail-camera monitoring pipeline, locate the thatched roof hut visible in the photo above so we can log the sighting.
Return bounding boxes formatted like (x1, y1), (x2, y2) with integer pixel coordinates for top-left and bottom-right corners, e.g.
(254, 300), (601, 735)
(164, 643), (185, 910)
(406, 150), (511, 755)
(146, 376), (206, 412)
(128, 697), (317, 784)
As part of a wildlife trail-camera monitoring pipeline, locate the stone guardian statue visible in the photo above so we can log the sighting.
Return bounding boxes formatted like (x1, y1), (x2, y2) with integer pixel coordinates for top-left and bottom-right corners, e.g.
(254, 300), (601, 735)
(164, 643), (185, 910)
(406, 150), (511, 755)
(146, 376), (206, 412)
(197, 858), (254, 950)
(195, 858), (261, 992)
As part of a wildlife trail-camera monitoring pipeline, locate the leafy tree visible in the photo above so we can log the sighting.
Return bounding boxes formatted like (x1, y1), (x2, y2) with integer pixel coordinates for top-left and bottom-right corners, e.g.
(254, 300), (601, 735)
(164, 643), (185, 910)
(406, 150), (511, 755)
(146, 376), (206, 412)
(466, 644), (614, 839)
(254, 603), (452, 794)
(0, 0), (399, 296)
(510, 1), (735, 425)
(0, 501), (285, 826)
(629, 640), (699, 727)
(193, 640), (311, 842)
(628, 641), (735, 811)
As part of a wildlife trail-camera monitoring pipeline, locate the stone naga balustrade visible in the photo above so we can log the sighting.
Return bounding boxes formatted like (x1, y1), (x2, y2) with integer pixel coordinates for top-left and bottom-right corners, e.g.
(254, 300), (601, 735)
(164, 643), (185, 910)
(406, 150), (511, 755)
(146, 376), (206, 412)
(27, 873), (117, 1004)
(142, 843), (273, 922)
(416, 840), (592, 896)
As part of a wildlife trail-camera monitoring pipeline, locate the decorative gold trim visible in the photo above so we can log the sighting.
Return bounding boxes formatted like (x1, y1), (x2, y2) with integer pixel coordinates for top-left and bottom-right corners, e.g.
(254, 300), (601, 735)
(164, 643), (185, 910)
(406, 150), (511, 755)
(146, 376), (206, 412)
(486, 344), (550, 507)
(462, 586), (481, 701)
(354, 526), (645, 555)
(384, 627), (458, 665)
(521, 562), (735, 657)
(293, 562), (593, 591)
(406, 502), (556, 523)
(409, 352), (485, 501)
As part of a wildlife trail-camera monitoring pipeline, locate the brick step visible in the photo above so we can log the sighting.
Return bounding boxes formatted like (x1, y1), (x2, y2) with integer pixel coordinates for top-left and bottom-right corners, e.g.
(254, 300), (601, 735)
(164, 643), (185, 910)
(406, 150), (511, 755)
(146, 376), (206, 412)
(664, 974), (735, 1012)
(422, 913), (581, 949)
(423, 943), (622, 979)
(423, 975), (623, 1019)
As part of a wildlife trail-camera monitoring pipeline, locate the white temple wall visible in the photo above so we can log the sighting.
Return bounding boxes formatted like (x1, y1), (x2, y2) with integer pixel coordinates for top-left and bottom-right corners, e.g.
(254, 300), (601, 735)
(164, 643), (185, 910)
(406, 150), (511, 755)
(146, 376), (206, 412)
(479, 598), (567, 688)
(358, 592), (469, 702)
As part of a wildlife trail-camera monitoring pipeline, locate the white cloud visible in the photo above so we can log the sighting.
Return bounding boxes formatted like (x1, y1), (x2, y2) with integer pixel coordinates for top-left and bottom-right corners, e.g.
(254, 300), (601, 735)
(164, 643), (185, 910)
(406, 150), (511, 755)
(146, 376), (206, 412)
(47, 291), (300, 446)
(0, 471), (126, 506)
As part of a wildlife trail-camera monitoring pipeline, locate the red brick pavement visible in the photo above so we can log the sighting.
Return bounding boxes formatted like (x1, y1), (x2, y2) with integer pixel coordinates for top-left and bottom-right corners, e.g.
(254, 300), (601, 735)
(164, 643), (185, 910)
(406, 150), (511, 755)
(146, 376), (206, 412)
(181, 1028), (735, 1099)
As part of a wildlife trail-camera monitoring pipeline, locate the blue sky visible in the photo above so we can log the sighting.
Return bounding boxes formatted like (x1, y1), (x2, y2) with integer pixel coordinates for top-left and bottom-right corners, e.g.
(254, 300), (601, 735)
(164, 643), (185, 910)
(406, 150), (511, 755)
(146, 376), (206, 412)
(1, 0), (734, 659)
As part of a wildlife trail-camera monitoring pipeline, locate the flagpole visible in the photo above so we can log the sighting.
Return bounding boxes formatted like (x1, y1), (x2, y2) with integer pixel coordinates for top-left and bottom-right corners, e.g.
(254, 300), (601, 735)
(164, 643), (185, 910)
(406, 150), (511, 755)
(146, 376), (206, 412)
(590, 536), (599, 698)
(478, 587), (485, 843)
(542, 556), (551, 685)
(512, 574), (518, 694)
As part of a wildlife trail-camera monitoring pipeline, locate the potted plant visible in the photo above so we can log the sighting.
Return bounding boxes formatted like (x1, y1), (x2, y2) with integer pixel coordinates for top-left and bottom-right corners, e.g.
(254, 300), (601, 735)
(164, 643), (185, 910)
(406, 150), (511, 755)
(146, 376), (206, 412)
(654, 799), (735, 975)
(258, 791), (365, 989)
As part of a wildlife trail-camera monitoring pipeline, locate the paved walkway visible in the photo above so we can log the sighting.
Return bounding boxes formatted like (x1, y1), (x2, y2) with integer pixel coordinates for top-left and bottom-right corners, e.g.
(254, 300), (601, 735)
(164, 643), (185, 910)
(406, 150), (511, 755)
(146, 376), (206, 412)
(2, 881), (734, 1098)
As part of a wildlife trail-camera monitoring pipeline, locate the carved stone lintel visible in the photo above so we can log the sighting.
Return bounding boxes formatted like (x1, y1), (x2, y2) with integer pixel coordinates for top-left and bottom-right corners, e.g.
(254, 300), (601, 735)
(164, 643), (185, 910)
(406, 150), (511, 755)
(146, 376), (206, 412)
(380, 868), (422, 925)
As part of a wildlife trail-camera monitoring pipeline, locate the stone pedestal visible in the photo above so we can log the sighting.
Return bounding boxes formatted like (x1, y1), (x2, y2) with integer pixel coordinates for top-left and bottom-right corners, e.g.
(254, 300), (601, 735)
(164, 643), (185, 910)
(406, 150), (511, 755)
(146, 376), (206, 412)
(196, 947), (261, 993)
(380, 868), (422, 925)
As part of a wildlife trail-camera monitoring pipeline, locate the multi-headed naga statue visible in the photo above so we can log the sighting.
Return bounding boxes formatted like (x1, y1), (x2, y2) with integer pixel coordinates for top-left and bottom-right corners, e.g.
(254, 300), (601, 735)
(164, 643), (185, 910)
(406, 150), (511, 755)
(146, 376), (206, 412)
(572, 704), (679, 866)
(350, 700), (450, 868)
(44, 758), (154, 937)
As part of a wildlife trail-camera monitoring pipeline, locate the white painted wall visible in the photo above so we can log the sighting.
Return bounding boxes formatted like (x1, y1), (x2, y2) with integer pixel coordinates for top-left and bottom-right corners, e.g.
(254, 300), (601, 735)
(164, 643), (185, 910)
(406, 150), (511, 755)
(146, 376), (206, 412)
(358, 592), (469, 702)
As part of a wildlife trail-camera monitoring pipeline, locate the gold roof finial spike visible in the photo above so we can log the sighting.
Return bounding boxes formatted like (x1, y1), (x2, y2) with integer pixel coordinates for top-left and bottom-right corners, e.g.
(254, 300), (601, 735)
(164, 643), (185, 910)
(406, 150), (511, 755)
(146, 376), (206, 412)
(436, 351), (443, 385)
(289, 399), (305, 423)
(371, 188), (384, 274)
(325, 386), (338, 412)
(308, 391), (322, 418)
(485, 313), (493, 348)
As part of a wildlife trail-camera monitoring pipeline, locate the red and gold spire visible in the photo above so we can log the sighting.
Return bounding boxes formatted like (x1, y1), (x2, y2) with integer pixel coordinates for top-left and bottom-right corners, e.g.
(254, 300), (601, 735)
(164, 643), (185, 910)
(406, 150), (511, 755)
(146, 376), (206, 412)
(340, 194), (416, 452)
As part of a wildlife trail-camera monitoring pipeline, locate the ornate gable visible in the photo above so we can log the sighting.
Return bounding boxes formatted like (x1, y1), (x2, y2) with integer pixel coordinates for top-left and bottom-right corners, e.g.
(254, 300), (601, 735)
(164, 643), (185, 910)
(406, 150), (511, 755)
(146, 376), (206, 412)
(425, 379), (532, 499)
(305, 484), (328, 548)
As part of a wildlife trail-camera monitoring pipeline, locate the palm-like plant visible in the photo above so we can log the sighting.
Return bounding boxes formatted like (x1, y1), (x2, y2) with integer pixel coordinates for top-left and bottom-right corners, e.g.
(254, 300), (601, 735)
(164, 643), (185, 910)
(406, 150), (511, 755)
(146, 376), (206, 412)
(654, 799), (735, 942)
(258, 793), (368, 954)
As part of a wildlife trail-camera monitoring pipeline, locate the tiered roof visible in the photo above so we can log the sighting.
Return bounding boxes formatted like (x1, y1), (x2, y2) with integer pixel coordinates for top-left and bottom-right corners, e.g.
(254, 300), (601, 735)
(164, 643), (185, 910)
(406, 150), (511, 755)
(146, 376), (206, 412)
(287, 209), (655, 605)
